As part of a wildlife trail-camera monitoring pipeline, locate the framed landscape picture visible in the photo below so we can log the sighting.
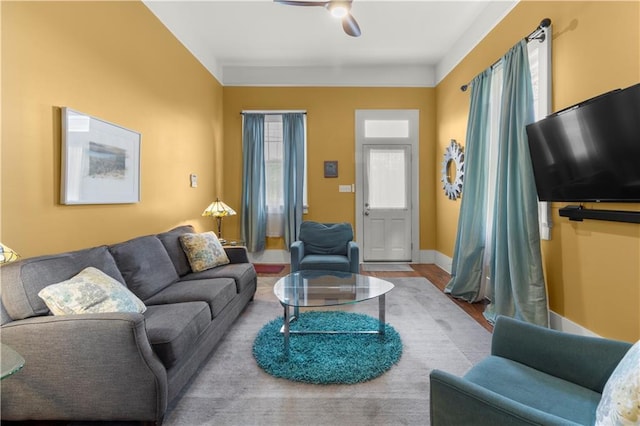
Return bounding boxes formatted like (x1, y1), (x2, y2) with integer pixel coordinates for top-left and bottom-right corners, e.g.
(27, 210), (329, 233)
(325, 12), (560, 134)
(61, 108), (141, 204)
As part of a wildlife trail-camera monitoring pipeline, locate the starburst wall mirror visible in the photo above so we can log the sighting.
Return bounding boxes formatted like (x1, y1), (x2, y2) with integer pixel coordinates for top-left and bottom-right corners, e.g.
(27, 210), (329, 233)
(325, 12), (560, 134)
(441, 140), (465, 200)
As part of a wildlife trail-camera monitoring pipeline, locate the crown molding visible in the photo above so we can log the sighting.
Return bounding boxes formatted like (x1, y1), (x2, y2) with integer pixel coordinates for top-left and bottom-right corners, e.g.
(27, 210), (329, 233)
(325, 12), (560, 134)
(222, 64), (435, 87)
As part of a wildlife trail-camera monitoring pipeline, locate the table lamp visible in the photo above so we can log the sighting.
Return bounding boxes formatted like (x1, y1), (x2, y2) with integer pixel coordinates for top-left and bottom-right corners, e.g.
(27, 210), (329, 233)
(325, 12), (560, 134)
(202, 198), (236, 244)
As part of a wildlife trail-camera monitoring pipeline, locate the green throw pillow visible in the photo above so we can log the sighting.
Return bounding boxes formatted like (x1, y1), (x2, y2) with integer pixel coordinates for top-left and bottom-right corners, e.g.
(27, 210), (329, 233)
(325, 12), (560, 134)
(595, 340), (640, 425)
(38, 267), (146, 315)
(180, 231), (230, 272)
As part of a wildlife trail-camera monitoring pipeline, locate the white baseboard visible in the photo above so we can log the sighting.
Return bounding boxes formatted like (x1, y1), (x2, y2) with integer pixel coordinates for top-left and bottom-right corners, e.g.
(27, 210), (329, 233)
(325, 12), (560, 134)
(549, 310), (600, 337)
(247, 249), (290, 264)
(418, 249), (435, 264)
(249, 249), (446, 266)
(248, 249), (597, 337)
(433, 251), (453, 274)
(251, 249), (450, 268)
(428, 251), (598, 337)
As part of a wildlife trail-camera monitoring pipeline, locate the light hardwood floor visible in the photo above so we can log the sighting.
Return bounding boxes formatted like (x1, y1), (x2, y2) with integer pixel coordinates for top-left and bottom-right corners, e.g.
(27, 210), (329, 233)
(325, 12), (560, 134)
(256, 263), (493, 333)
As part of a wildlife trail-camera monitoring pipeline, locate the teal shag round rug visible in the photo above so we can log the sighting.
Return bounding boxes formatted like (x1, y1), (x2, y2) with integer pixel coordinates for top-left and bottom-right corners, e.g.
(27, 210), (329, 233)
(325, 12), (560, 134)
(253, 311), (402, 384)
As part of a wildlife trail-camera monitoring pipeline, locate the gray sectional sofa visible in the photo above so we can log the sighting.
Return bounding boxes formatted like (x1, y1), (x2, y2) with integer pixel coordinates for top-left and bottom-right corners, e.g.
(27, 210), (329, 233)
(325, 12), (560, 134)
(0, 225), (257, 425)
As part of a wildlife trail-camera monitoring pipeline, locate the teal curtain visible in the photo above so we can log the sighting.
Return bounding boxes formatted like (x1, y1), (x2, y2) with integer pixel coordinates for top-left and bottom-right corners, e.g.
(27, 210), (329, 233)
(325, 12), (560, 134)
(445, 69), (493, 302)
(241, 114), (267, 252)
(484, 40), (548, 326)
(282, 113), (305, 249)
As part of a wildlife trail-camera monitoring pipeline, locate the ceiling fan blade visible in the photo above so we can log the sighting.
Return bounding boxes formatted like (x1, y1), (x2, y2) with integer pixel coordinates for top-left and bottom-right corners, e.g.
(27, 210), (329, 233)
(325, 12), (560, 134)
(342, 13), (361, 37)
(273, 0), (329, 7)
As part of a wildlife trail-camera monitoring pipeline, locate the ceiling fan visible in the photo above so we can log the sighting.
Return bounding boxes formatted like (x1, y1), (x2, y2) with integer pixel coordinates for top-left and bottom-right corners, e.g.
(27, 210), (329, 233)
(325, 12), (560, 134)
(274, 0), (362, 37)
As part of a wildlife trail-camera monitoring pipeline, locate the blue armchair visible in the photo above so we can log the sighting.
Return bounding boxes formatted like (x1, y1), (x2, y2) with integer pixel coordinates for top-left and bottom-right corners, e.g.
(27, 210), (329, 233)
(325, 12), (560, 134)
(290, 222), (359, 273)
(430, 316), (633, 425)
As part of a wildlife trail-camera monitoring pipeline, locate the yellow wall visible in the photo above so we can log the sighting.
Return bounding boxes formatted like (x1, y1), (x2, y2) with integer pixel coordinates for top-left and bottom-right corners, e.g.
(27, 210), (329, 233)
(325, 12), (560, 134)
(436, 0), (640, 341)
(2, 0), (638, 341)
(222, 87), (437, 251)
(1, 1), (224, 257)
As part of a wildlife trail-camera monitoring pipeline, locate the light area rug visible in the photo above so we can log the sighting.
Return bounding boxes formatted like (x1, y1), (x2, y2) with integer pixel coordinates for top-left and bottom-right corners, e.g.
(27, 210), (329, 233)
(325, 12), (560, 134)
(361, 263), (414, 272)
(163, 277), (492, 426)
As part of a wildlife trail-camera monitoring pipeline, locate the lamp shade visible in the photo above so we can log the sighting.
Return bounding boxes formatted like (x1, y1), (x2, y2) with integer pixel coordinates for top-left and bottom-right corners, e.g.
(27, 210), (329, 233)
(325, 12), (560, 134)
(0, 243), (19, 264)
(202, 198), (236, 218)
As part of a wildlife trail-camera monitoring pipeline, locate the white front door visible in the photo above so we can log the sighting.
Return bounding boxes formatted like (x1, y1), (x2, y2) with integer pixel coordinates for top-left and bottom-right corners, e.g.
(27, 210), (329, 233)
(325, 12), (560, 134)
(355, 110), (419, 263)
(363, 144), (412, 261)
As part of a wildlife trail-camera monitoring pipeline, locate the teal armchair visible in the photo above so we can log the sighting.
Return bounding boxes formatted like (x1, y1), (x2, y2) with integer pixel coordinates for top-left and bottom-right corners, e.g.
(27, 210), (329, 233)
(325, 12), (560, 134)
(290, 222), (359, 273)
(430, 316), (633, 425)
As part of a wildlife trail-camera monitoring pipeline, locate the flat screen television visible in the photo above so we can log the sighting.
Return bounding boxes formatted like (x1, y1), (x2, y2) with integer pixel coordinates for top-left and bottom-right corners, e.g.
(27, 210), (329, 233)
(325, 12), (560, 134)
(526, 83), (640, 202)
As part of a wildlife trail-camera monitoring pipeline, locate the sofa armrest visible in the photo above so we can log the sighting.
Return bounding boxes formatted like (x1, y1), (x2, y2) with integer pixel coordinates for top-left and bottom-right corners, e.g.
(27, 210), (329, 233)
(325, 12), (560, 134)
(224, 246), (250, 264)
(1, 313), (167, 423)
(347, 241), (359, 273)
(290, 241), (304, 272)
(491, 316), (632, 393)
(429, 369), (581, 426)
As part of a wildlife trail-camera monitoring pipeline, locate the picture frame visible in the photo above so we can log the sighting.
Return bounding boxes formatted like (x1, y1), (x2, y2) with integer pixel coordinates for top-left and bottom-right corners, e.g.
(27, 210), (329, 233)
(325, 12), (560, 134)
(61, 107), (141, 205)
(324, 160), (338, 178)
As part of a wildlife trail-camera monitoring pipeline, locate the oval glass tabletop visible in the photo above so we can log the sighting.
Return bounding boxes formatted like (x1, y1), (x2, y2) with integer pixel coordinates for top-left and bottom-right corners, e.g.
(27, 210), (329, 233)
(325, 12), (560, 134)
(1, 343), (25, 380)
(273, 270), (395, 308)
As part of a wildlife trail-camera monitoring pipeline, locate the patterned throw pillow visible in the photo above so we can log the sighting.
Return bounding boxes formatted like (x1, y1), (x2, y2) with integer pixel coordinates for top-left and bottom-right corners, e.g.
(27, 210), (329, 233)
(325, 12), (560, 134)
(179, 231), (230, 272)
(38, 267), (146, 315)
(595, 340), (640, 425)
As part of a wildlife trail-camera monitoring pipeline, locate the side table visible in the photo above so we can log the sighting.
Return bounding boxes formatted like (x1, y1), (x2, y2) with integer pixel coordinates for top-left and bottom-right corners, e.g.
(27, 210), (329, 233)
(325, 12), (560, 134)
(222, 238), (245, 247)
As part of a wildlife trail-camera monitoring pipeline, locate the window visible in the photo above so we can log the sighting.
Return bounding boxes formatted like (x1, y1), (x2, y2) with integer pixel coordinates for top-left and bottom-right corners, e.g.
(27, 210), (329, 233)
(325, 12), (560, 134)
(364, 120), (410, 138)
(480, 29), (552, 298)
(527, 31), (553, 242)
(263, 114), (307, 237)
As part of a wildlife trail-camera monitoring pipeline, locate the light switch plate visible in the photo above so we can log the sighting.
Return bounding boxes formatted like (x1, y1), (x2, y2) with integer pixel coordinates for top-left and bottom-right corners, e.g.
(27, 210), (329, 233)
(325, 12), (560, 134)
(339, 185), (351, 193)
(190, 174), (198, 188)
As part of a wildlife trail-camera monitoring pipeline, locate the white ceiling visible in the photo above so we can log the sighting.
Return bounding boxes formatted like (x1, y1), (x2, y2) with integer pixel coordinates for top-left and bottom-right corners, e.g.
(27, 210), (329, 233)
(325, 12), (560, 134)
(143, 0), (518, 87)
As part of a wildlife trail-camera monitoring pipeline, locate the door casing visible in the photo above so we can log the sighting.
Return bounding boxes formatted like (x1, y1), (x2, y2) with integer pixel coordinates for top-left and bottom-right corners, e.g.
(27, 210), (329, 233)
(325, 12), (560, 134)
(355, 109), (420, 263)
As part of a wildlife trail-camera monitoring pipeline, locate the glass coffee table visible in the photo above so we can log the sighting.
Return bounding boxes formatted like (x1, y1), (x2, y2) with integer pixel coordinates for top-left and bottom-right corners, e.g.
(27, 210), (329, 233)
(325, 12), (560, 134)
(273, 270), (395, 358)
(1, 344), (25, 380)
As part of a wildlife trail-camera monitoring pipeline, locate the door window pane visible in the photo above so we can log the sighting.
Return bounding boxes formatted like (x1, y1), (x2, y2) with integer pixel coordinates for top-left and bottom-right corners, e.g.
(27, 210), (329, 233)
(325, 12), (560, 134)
(368, 148), (406, 208)
(364, 120), (409, 138)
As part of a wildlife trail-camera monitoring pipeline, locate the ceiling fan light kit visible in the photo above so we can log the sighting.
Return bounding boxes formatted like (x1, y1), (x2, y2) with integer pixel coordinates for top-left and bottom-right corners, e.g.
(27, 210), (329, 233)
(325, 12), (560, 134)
(274, 0), (362, 37)
(327, 2), (349, 18)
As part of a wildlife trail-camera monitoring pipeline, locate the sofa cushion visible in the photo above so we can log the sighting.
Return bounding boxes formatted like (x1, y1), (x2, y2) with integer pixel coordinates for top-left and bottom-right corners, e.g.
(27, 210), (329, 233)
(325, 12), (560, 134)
(223, 246), (250, 264)
(1, 246), (124, 320)
(464, 355), (602, 425)
(298, 222), (353, 255)
(157, 225), (195, 277)
(180, 263), (257, 294)
(300, 255), (351, 272)
(38, 267), (146, 315)
(595, 340), (640, 425)
(144, 278), (237, 319)
(109, 236), (179, 300)
(143, 302), (211, 369)
(179, 232), (230, 272)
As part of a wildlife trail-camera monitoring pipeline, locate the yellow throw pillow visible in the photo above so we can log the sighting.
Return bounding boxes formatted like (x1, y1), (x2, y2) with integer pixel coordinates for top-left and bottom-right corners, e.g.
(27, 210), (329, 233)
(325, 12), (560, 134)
(38, 267), (146, 315)
(179, 231), (230, 272)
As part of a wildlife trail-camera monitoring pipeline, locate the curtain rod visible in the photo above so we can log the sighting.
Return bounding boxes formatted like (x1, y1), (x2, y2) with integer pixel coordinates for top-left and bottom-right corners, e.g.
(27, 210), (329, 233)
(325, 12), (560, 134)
(460, 18), (551, 92)
(240, 110), (307, 115)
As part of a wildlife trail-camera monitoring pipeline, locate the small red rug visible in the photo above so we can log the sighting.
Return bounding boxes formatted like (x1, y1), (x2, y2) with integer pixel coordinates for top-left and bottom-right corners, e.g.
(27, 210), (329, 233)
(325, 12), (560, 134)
(254, 264), (285, 274)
